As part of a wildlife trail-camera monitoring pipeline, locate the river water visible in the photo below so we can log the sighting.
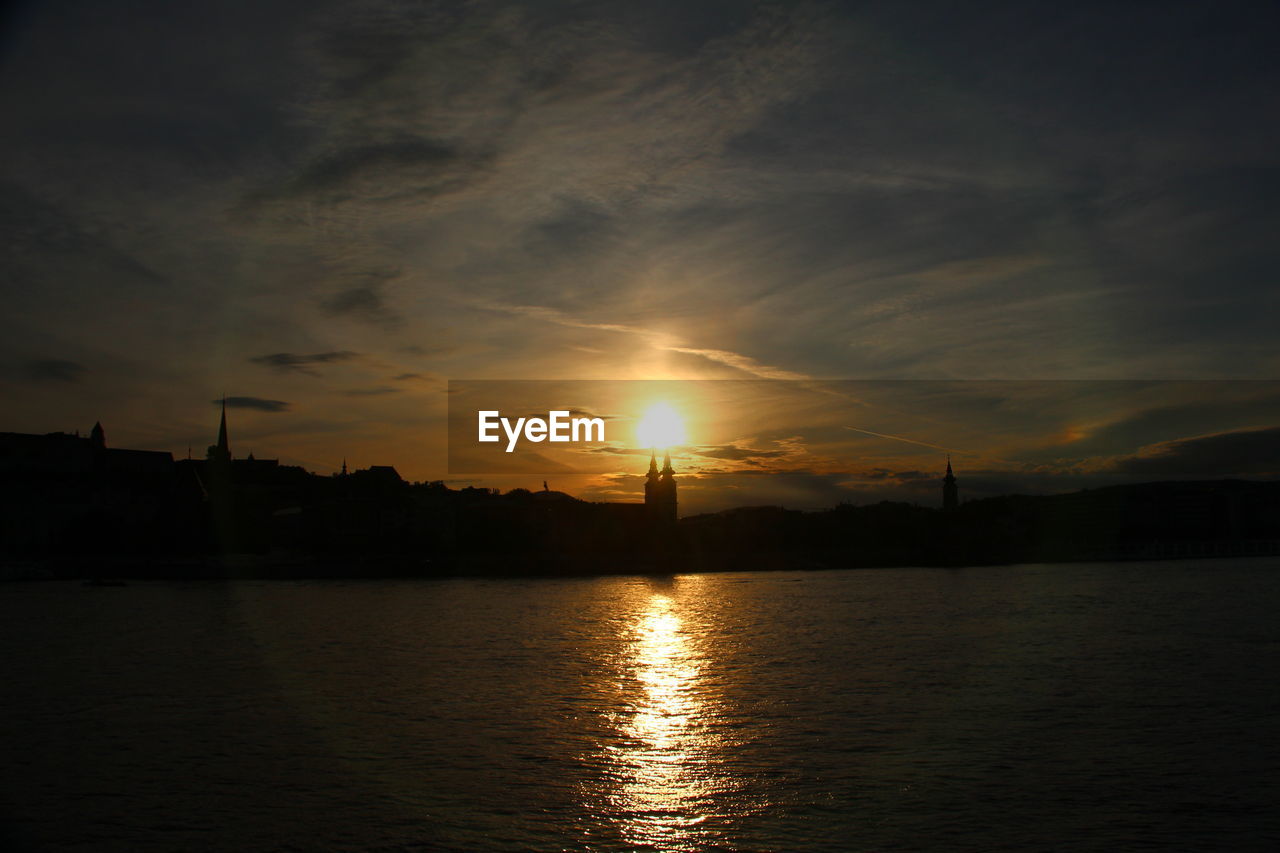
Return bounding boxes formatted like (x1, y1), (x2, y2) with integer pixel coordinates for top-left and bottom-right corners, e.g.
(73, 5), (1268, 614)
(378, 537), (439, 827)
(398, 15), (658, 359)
(3, 559), (1279, 851)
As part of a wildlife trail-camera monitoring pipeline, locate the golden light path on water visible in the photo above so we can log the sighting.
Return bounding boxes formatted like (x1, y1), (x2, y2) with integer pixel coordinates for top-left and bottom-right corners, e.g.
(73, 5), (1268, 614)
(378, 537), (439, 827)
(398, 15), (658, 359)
(604, 586), (722, 851)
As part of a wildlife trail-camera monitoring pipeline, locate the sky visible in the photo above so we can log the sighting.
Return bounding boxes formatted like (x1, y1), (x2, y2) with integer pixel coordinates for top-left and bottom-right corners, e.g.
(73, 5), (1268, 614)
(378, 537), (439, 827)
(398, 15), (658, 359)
(2, 0), (1278, 514)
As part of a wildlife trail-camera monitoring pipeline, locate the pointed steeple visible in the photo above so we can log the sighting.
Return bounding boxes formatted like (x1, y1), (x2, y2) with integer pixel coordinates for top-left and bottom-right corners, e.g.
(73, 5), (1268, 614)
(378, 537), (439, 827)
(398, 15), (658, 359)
(341, 458), (348, 476)
(89, 421), (106, 450)
(207, 397), (232, 463)
(942, 454), (958, 511)
(661, 449), (674, 477)
(217, 397), (230, 458)
(648, 450), (660, 479)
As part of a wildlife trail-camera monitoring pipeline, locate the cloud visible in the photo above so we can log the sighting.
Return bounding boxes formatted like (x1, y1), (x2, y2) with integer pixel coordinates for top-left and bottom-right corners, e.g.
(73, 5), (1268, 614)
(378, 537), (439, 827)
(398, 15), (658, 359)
(503, 408), (616, 427)
(23, 358), (87, 383)
(663, 345), (810, 381)
(322, 285), (384, 316)
(319, 267), (402, 326)
(1041, 388), (1280, 460)
(695, 444), (790, 462)
(249, 351), (361, 374)
(341, 387), (402, 397)
(270, 139), (471, 202)
(1107, 426), (1280, 479)
(474, 299), (809, 379)
(264, 0), (834, 222)
(585, 445), (648, 456)
(217, 396), (291, 412)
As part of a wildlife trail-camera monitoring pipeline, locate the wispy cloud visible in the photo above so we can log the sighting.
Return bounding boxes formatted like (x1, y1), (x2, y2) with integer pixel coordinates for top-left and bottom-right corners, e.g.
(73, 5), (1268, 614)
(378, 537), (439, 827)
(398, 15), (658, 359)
(1106, 426), (1280, 479)
(23, 358), (87, 384)
(217, 396), (291, 412)
(249, 351), (361, 375)
(341, 387), (402, 397)
(473, 299), (809, 379)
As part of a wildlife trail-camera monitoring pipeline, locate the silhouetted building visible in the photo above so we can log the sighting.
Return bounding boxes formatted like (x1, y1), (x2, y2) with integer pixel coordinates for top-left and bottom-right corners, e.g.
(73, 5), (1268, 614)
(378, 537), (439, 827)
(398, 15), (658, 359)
(0, 425), (173, 477)
(0, 423), (177, 556)
(174, 402), (316, 554)
(207, 398), (231, 464)
(943, 456), (958, 511)
(645, 450), (678, 525)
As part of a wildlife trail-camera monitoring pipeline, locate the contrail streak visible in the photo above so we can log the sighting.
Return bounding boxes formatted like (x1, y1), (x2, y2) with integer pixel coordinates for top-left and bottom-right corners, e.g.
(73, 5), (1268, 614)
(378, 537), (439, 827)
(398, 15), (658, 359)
(844, 426), (963, 454)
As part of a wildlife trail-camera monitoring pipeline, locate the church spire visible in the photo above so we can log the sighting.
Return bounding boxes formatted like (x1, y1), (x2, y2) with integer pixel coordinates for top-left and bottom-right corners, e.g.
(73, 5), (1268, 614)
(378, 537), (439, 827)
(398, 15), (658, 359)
(648, 450), (660, 478)
(661, 450), (674, 477)
(207, 397), (232, 463)
(942, 455), (958, 511)
(217, 397), (230, 459)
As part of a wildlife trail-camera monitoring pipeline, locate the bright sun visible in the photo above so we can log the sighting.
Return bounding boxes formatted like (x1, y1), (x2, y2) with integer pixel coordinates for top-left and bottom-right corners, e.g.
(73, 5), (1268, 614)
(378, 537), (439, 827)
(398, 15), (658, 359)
(635, 402), (687, 450)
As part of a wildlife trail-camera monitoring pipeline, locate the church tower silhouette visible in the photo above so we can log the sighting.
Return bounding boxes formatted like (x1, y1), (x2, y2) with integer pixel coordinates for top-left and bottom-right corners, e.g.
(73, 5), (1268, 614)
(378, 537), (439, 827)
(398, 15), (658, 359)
(943, 455), (958, 510)
(645, 450), (678, 525)
(207, 398), (231, 464)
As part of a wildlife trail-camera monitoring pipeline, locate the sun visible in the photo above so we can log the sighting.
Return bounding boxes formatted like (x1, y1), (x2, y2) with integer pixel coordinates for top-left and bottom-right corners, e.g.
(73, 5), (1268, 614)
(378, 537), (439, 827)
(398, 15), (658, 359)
(635, 402), (687, 450)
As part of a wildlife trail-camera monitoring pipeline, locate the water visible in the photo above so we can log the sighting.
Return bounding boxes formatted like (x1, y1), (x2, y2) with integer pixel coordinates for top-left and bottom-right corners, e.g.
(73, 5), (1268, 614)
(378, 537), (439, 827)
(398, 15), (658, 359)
(3, 559), (1279, 851)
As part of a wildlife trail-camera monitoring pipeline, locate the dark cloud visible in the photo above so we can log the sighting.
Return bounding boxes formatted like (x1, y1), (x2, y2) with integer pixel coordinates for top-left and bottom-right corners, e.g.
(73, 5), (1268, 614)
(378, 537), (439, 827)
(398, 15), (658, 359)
(240, 132), (490, 217)
(322, 285), (384, 316)
(217, 396), (291, 412)
(1019, 384), (1280, 463)
(23, 358), (87, 383)
(319, 268), (401, 326)
(1108, 426), (1280, 479)
(291, 140), (460, 194)
(249, 351), (360, 374)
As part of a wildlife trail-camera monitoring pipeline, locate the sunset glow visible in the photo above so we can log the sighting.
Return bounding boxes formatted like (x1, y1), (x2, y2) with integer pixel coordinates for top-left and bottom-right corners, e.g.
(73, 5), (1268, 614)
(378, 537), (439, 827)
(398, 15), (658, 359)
(635, 402), (687, 450)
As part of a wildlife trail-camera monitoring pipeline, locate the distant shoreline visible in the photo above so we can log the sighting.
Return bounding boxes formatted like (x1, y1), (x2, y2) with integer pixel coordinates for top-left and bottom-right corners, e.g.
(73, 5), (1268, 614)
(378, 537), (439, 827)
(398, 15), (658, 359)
(5, 546), (1278, 583)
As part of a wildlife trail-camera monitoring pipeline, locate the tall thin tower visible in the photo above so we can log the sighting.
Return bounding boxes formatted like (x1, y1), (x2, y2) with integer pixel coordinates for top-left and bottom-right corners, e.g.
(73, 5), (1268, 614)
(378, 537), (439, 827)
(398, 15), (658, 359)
(942, 455), (958, 511)
(207, 398), (232, 463)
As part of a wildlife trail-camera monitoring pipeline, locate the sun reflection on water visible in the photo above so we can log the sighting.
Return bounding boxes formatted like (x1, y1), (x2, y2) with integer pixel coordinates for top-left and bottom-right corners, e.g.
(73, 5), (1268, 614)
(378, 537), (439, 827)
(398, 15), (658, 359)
(605, 589), (719, 851)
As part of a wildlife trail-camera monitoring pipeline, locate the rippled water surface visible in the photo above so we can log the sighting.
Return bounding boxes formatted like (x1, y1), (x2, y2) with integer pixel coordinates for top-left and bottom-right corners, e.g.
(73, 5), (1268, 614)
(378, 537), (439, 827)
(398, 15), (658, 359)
(4, 559), (1280, 851)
